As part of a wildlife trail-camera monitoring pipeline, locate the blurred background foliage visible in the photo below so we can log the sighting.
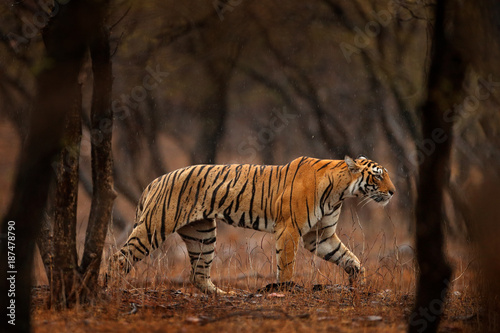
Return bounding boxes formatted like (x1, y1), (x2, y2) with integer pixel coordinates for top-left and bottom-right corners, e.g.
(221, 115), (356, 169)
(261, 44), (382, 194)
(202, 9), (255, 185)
(1, 0), (499, 248)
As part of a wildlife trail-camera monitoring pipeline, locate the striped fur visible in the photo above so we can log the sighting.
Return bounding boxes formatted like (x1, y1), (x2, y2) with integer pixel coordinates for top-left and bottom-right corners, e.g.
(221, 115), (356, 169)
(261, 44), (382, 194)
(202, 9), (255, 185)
(112, 155), (396, 293)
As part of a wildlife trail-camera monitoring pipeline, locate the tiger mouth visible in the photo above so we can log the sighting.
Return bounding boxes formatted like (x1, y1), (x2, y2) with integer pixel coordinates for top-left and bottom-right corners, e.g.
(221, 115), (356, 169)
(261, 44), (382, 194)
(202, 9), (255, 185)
(372, 195), (391, 206)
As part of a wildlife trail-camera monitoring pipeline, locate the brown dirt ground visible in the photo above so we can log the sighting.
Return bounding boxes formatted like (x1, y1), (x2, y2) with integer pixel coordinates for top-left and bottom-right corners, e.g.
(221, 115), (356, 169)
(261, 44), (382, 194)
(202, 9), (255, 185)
(31, 272), (480, 333)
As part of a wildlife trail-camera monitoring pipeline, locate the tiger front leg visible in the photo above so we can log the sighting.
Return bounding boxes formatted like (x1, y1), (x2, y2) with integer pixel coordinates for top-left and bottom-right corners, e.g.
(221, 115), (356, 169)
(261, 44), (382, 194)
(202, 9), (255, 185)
(177, 219), (229, 295)
(303, 231), (365, 286)
(275, 222), (301, 287)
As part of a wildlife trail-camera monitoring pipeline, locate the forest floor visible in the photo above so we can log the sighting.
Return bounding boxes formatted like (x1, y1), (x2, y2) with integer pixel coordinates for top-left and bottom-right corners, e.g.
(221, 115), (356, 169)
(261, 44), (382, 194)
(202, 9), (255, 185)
(31, 277), (480, 333)
(30, 224), (481, 332)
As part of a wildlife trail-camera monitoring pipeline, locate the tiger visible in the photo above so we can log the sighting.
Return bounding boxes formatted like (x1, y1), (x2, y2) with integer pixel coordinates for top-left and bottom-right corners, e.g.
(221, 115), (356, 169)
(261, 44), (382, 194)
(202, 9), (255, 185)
(111, 155), (395, 294)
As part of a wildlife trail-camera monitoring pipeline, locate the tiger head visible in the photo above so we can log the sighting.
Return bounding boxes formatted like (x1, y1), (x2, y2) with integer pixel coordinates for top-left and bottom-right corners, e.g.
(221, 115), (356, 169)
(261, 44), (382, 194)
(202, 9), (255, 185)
(345, 155), (396, 206)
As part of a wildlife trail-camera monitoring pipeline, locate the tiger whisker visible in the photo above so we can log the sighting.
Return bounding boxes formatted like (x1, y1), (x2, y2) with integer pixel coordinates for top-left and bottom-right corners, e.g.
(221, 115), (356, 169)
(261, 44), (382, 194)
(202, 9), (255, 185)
(357, 196), (371, 207)
(359, 196), (374, 209)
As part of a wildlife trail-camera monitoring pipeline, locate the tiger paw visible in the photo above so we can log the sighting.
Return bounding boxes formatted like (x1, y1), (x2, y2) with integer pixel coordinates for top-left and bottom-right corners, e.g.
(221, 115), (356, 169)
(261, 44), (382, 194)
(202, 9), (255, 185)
(348, 267), (366, 287)
(257, 281), (305, 293)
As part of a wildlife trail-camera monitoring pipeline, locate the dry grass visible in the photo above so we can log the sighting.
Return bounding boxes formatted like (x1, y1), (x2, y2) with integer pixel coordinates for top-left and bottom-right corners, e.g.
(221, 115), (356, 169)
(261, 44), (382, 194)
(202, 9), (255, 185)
(31, 276), (479, 333)
(31, 217), (481, 333)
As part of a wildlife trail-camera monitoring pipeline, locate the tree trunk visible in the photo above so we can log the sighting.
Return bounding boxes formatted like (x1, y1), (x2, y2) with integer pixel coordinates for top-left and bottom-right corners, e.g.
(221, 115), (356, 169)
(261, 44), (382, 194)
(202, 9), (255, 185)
(0, 1), (88, 330)
(51, 87), (82, 309)
(79, 4), (116, 299)
(409, 1), (464, 332)
(191, 71), (228, 164)
(37, 211), (54, 287)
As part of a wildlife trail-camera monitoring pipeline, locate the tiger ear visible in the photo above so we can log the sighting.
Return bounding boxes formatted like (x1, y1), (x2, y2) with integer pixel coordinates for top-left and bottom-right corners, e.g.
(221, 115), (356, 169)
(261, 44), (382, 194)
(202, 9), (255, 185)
(357, 155), (367, 160)
(345, 155), (361, 174)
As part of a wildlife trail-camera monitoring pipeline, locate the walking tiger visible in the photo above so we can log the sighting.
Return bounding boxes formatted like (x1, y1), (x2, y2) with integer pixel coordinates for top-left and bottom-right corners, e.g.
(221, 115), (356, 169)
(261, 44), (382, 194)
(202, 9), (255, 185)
(111, 155), (395, 293)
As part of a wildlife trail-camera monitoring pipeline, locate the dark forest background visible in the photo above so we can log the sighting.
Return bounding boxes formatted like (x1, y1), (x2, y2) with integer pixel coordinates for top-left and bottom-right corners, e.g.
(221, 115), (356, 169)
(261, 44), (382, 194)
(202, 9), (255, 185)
(2, 1), (499, 232)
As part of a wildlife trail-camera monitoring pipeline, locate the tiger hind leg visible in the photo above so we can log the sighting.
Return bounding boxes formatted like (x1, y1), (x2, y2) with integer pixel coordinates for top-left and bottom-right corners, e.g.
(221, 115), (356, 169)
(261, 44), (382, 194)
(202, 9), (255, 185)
(177, 219), (227, 294)
(110, 219), (160, 275)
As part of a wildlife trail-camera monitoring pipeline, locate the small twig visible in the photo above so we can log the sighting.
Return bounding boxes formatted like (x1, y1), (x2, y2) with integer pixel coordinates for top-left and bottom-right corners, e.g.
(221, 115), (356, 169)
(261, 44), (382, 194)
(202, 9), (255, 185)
(110, 6), (132, 31)
(111, 31), (124, 58)
(451, 260), (474, 283)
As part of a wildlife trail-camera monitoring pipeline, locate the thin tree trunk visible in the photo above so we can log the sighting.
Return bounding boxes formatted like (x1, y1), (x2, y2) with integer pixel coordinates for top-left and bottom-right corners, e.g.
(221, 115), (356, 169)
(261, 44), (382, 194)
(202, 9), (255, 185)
(409, 1), (464, 332)
(51, 87), (82, 309)
(191, 70), (228, 164)
(79, 4), (116, 299)
(37, 211), (53, 287)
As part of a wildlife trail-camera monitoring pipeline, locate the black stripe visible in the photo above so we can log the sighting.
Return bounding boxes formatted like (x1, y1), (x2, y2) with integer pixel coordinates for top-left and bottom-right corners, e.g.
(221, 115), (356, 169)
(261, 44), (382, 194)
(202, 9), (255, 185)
(324, 243), (341, 261)
(317, 161), (332, 171)
(276, 166), (283, 192)
(188, 249), (215, 256)
(181, 234), (216, 245)
(238, 212), (246, 227)
(223, 201), (235, 225)
(276, 228), (285, 241)
(234, 179), (249, 212)
(197, 226), (216, 233)
(172, 166), (198, 230)
(206, 168), (231, 217)
(333, 161), (343, 168)
(252, 216), (260, 230)
(128, 236), (149, 255)
(196, 165), (208, 176)
(320, 222), (337, 230)
(319, 181), (333, 215)
(185, 177), (204, 221)
(318, 237), (329, 245)
(335, 249), (348, 264)
(291, 211), (302, 237)
(282, 163), (291, 186)
(151, 231), (159, 249)
(306, 198), (312, 229)
(127, 242), (146, 256)
(160, 175), (172, 242)
(201, 165), (216, 188)
(287, 160), (304, 234)
(267, 167), (274, 198)
(259, 169), (265, 209)
(311, 158), (322, 166)
(248, 169), (258, 227)
(263, 198), (269, 230)
(143, 178), (167, 238)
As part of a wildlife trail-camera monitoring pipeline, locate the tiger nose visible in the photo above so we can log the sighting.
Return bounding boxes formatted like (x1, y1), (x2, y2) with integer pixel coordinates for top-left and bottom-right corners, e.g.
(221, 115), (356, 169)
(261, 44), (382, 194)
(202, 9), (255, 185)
(388, 190), (395, 196)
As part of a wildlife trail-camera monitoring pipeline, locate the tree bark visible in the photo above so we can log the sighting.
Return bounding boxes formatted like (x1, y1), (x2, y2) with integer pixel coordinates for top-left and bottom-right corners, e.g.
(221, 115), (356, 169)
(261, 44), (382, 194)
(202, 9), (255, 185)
(192, 82), (228, 164)
(50, 87), (82, 309)
(37, 212), (53, 284)
(79, 3), (116, 299)
(409, 1), (464, 332)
